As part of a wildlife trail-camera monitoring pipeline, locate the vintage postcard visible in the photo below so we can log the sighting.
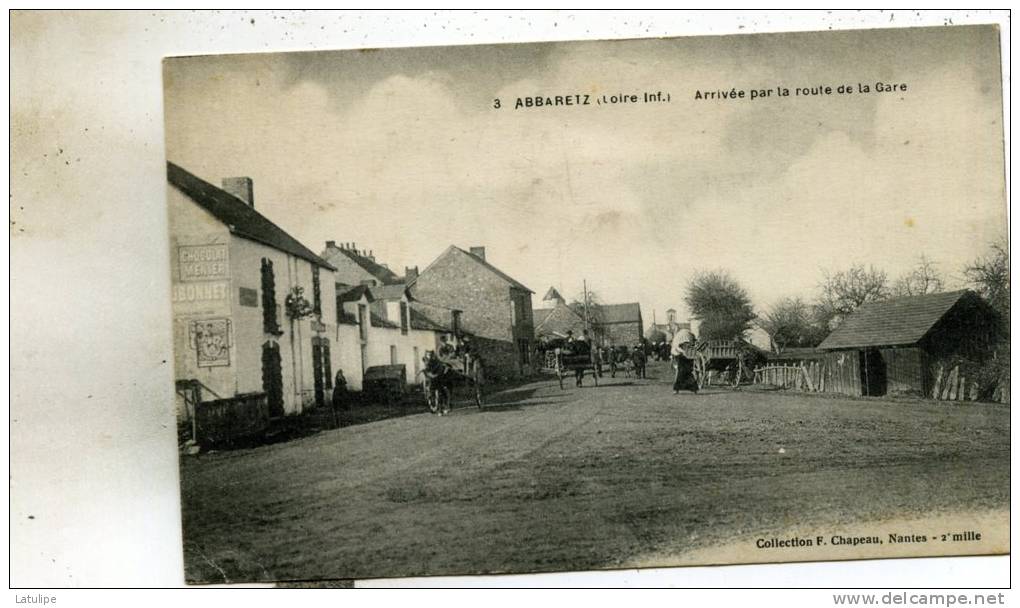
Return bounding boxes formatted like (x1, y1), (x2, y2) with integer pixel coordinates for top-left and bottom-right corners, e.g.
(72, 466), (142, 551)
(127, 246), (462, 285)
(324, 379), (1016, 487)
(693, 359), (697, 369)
(163, 24), (1008, 583)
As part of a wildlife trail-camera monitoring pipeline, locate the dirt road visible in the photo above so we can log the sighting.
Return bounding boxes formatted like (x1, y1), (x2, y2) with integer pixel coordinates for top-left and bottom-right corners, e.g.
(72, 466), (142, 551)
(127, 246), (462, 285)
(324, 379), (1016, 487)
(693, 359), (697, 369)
(180, 361), (1009, 583)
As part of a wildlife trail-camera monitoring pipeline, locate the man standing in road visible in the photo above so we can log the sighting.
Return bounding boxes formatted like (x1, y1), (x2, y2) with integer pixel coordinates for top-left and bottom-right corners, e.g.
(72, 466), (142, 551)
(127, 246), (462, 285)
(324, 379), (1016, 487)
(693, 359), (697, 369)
(631, 344), (647, 379)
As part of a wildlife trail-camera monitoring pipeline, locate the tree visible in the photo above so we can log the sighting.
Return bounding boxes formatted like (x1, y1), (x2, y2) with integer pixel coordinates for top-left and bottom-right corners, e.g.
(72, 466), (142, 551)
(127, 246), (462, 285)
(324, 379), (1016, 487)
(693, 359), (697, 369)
(569, 289), (605, 326)
(815, 264), (889, 329)
(684, 270), (756, 340)
(963, 240), (1010, 400)
(758, 297), (829, 351)
(964, 240), (1009, 319)
(569, 289), (606, 342)
(892, 255), (945, 297)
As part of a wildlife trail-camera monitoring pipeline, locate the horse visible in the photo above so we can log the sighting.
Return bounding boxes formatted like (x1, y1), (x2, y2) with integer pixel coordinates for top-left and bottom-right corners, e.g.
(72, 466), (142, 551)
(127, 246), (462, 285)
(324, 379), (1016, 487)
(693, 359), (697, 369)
(421, 351), (455, 415)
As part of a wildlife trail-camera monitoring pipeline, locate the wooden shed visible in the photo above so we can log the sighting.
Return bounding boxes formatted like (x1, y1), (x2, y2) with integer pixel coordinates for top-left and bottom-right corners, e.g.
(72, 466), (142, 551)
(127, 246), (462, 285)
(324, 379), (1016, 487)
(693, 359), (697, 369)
(817, 290), (1000, 398)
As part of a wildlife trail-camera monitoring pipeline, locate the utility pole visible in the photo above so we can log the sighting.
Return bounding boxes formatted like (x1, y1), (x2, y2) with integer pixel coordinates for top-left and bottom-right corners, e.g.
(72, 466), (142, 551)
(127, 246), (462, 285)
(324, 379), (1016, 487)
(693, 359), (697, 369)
(582, 279), (590, 331)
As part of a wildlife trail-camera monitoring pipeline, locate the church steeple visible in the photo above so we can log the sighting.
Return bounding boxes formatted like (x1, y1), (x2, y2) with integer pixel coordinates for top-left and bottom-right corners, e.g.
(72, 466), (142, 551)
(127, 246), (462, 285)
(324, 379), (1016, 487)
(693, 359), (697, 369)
(543, 286), (566, 305)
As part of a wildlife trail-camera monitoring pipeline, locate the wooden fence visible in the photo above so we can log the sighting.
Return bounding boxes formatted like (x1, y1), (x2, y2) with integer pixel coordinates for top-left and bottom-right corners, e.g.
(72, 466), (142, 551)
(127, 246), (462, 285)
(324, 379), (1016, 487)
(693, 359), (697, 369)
(754, 351), (862, 397)
(756, 360), (1009, 403)
(929, 363), (1009, 403)
(195, 392), (270, 446)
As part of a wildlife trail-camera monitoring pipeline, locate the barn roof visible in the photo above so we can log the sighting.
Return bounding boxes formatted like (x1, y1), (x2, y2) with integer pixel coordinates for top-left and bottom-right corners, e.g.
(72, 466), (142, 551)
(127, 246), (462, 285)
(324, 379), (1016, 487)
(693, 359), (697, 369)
(818, 290), (973, 350)
(167, 162), (334, 270)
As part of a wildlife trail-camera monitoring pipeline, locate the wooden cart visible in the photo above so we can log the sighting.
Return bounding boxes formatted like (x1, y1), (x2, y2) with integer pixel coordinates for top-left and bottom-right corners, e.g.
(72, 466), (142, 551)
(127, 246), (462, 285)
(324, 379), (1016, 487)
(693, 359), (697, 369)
(555, 348), (599, 390)
(422, 354), (484, 414)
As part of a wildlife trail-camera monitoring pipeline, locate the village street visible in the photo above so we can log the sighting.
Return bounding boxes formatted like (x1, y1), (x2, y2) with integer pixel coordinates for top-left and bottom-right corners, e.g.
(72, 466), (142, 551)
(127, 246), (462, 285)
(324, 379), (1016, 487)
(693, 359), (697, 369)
(180, 360), (1009, 584)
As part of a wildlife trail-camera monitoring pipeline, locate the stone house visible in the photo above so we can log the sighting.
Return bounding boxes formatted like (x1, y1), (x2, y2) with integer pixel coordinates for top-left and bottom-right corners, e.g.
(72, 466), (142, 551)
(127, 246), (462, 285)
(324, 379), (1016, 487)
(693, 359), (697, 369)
(408, 246), (535, 379)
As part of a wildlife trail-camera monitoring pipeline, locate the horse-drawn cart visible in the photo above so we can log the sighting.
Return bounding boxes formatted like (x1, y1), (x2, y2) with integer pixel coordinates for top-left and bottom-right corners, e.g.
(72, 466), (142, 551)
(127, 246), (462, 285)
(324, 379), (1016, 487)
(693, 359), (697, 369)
(555, 346), (599, 389)
(685, 340), (764, 388)
(421, 353), (484, 414)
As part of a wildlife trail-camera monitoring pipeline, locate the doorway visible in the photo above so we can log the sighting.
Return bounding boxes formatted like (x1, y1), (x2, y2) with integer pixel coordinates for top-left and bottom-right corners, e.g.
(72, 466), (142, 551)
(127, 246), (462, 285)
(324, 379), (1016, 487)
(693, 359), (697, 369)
(860, 348), (887, 397)
(262, 341), (284, 417)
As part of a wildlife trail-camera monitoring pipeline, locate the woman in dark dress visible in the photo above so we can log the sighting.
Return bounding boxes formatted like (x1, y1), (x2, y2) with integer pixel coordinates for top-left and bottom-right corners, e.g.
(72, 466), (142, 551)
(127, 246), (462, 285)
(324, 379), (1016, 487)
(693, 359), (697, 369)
(670, 329), (699, 394)
(331, 369), (348, 428)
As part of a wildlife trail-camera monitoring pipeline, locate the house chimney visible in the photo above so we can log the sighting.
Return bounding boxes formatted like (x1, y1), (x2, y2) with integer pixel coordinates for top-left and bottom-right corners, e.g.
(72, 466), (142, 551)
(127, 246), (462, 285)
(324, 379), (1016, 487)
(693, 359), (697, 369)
(469, 246), (486, 261)
(405, 266), (419, 281)
(326, 240), (336, 249)
(222, 177), (254, 207)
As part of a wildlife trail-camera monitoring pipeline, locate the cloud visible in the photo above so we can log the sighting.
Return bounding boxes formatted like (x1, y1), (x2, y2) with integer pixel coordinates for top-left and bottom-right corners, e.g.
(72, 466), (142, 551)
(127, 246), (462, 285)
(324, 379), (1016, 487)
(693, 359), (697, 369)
(163, 28), (1006, 321)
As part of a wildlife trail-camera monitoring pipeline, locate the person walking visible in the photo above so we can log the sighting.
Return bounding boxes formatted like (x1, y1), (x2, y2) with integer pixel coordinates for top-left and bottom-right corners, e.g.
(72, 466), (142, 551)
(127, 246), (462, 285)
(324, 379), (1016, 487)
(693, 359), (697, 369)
(670, 328), (699, 395)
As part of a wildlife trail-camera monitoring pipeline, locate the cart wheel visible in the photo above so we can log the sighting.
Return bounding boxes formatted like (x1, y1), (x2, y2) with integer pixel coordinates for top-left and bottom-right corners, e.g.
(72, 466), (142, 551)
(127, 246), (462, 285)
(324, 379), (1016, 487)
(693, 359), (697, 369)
(424, 379), (438, 414)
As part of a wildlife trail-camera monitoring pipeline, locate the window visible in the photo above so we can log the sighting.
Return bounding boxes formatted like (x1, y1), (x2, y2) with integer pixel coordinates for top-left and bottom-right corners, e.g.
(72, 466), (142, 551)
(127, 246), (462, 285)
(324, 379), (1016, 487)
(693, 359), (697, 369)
(519, 339), (531, 366)
(451, 310), (461, 336)
(261, 258), (281, 335)
(312, 266), (322, 316)
(390, 345), (397, 365)
(413, 346), (420, 376)
(400, 301), (409, 335)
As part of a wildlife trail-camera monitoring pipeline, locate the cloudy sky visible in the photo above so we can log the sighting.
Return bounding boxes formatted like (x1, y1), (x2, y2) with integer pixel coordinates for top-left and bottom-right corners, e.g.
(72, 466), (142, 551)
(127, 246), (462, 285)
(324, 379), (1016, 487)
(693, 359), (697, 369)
(164, 24), (1005, 322)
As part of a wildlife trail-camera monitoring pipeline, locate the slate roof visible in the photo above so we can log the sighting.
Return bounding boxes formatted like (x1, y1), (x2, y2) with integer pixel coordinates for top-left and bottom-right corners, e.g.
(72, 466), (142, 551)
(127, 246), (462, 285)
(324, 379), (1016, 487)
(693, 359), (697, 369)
(533, 307), (557, 328)
(818, 290), (972, 350)
(323, 245), (402, 285)
(369, 283), (408, 301)
(599, 303), (642, 324)
(409, 306), (449, 332)
(167, 162), (334, 270)
(337, 284), (373, 303)
(370, 312), (400, 329)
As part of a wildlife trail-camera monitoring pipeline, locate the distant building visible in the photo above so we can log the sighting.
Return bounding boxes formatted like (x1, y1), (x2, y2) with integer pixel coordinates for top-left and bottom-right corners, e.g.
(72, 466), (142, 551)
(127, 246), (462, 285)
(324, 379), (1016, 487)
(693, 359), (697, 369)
(409, 246), (535, 379)
(597, 303), (644, 346)
(321, 241), (402, 287)
(167, 162), (337, 420)
(323, 241), (452, 389)
(647, 308), (690, 343)
(534, 298), (584, 343)
(534, 286), (642, 346)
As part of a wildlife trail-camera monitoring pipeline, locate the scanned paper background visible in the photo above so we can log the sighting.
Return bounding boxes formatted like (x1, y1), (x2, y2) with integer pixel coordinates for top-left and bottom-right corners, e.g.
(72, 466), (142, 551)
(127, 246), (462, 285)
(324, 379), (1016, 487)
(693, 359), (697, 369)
(9, 10), (1012, 587)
